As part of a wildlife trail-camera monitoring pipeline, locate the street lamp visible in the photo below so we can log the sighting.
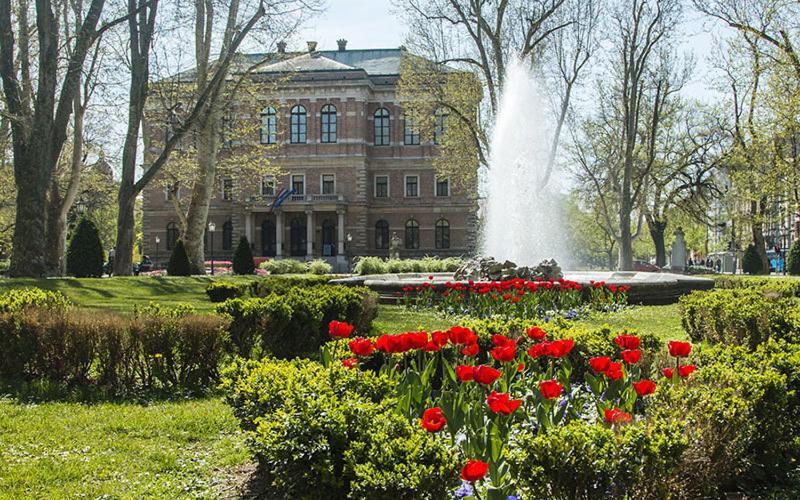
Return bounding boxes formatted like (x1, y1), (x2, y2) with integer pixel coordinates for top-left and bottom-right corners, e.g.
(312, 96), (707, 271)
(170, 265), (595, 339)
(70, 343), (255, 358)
(154, 235), (160, 270)
(208, 221), (216, 275)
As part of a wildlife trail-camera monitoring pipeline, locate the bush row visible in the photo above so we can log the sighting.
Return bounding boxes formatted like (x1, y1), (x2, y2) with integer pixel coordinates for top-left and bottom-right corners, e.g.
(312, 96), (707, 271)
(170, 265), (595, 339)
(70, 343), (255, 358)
(204, 275), (333, 302)
(680, 287), (800, 348)
(216, 285), (378, 358)
(0, 303), (229, 394)
(353, 256), (464, 275)
(258, 258), (332, 275)
(711, 275), (800, 297)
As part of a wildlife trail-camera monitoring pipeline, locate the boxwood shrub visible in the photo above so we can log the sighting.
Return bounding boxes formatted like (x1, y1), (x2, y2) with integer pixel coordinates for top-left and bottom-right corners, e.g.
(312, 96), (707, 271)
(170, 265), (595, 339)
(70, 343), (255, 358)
(205, 281), (245, 303)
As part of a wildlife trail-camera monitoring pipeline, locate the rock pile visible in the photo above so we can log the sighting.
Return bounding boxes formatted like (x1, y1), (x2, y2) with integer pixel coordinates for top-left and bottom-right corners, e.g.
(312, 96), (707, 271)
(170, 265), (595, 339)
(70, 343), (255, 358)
(453, 256), (563, 282)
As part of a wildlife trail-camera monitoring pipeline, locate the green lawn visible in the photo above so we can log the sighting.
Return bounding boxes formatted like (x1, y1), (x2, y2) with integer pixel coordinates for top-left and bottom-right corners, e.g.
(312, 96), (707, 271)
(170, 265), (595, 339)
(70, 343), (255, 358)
(0, 397), (248, 498)
(575, 304), (687, 341)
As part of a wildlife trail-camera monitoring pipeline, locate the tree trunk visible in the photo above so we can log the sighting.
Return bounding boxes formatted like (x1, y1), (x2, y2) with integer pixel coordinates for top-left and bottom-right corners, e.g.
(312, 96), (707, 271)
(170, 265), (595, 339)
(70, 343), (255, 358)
(45, 179), (67, 274)
(182, 115), (219, 271)
(618, 202), (634, 271)
(752, 199), (770, 274)
(9, 143), (53, 277)
(114, 184), (136, 276)
(648, 217), (667, 268)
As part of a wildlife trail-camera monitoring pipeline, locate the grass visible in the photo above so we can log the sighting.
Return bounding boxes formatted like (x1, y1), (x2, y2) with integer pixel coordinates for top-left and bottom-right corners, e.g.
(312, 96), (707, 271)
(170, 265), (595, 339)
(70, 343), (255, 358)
(372, 304), (452, 334)
(575, 304), (687, 341)
(0, 397), (249, 498)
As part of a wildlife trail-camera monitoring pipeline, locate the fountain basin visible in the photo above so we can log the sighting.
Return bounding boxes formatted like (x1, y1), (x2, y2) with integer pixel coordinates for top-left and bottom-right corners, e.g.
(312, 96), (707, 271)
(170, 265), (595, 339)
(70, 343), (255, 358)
(330, 271), (714, 306)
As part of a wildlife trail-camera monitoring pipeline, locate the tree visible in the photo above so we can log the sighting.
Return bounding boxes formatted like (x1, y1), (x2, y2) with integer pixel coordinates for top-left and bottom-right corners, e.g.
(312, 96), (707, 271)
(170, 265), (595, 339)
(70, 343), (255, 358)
(66, 218), (104, 277)
(232, 236), (255, 275)
(0, 0), (127, 277)
(743, 243), (764, 275)
(788, 239), (800, 276)
(167, 240), (194, 276)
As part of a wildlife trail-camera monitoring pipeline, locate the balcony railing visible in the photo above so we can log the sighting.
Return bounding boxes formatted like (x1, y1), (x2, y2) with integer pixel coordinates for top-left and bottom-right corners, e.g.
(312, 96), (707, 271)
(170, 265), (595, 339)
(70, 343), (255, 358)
(247, 193), (345, 204)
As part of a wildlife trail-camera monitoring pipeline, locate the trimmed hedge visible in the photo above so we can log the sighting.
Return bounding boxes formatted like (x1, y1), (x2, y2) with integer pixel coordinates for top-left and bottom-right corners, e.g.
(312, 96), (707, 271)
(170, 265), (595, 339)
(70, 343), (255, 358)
(217, 285), (378, 358)
(247, 274), (331, 297)
(220, 358), (459, 498)
(679, 288), (800, 348)
(353, 256), (464, 275)
(232, 236), (255, 275)
(66, 218), (105, 277)
(789, 239), (800, 276)
(258, 258), (307, 274)
(0, 302), (230, 394)
(711, 275), (800, 298)
(167, 240), (194, 276)
(743, 244), (765, 275)
(205, 281), (245, 303)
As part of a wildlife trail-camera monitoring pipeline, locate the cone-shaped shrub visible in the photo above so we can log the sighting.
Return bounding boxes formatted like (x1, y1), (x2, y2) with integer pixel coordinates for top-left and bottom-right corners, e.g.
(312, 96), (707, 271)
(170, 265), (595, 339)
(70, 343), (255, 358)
(743, 244), (765, 275)
(233, 236), (255, 275)
(788, 239), (800, 276)
(66, 218), (104, 277)
(167, 240), (194, 276)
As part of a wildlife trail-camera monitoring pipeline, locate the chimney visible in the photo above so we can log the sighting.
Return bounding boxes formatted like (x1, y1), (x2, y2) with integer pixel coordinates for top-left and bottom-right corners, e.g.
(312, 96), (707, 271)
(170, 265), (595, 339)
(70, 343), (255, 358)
(306, 40), (317, 53)
(337, 39), (347, 51)
(276, 41), (287, 54)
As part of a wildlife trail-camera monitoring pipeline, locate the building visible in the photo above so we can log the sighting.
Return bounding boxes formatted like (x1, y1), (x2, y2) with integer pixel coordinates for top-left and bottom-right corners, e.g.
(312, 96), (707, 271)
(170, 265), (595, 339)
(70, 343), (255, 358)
(141, 40), (478, 270)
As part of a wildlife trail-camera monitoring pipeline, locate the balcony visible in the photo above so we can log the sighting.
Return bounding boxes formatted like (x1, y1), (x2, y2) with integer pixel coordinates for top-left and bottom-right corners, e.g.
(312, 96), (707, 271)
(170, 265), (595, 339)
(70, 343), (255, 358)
(246, 193), (346, 207)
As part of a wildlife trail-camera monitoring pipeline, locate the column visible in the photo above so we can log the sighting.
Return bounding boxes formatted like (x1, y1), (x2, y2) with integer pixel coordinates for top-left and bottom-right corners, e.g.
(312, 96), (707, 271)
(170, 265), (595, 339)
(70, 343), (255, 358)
(305, 208), (314, 257)
(245, 212), (252, 243)
(275, 210), (283, 257)
(337, 209), (345, 256)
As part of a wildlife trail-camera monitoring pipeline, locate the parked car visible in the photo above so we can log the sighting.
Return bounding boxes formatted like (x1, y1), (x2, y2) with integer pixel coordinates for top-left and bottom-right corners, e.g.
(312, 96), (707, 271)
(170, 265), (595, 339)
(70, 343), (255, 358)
(633, 260), (661, 272)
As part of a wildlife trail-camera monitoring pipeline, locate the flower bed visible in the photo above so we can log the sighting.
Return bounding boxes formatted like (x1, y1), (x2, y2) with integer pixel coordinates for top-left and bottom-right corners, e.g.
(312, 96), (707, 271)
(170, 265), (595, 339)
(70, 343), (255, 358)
(402, 278), (629, 320)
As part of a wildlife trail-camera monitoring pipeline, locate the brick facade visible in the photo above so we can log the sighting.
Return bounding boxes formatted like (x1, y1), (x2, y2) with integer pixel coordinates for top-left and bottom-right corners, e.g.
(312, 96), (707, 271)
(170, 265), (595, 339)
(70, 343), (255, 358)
(141, 46), (478, 270)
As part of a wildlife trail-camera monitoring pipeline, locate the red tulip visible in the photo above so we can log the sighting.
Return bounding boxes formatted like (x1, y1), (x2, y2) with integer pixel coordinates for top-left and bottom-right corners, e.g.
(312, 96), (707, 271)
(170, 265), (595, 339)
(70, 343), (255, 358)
(604, 407), (632, 424)
(538, 379), (563, 400)
(490, 341), (516, 363)
(491, 334), (513, 347)
(662, 367), (674, 379)
(462, 343), (479, 357)
(473, 365), (502, 385)
(432, 330), (449, 347)
(348, 337), (374, 357)
(461, 459), (489, 482)
(678, 364), (697, 378)
(589, 356), (612, 374)
(455, 364), (475, 382)
(620, 349), (641, 365)
(614, 334), (640, 350)
(486, 391), (522, 415)
(329, 320), (354, 339)
(632, 379), (656, 396)
(527, 343), (546, 359)
(341, 358), (358, 368)
(449, 326), (478, 345)
(545, 339), (574, 358)
(604, 362), (624, 381)
(668, 341), (692, 358)
(420, 407), (447, 432)
(526, 326), (547, 341)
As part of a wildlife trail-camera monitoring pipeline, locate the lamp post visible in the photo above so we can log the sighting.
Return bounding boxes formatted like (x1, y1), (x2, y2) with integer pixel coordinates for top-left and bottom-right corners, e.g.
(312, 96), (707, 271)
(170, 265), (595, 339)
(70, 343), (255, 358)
(208, 221), (216, 275)
(154, 236), (160, 270)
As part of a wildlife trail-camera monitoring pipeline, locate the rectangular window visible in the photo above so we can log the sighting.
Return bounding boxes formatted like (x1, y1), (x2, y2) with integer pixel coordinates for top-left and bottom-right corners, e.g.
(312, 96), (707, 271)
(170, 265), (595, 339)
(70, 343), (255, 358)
(405, 175), (419, 197)
(404, 117), (420, 145)
(261, 175), (276, 196)
(221, 114), (233, 149)
(375, 175), (389, 198)
(292, 174), (305, 195)
(222, 178), (233, 200)
(435, 178), (450, 197)
(322, 174), (335, 194)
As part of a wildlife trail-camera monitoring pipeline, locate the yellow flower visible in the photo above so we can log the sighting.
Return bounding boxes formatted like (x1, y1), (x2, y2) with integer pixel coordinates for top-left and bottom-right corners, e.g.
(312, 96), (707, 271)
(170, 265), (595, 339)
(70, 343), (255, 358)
(154, 353), (163, 358)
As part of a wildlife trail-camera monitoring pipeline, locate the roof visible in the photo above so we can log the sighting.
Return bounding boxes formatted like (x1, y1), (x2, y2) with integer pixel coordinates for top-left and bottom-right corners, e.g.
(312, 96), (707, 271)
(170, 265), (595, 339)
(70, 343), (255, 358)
(241, 48), (406, 76)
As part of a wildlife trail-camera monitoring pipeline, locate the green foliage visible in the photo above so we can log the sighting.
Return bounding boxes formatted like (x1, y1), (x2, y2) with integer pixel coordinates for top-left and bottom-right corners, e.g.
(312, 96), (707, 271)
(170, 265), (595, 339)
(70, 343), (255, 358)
(205, 281), (245, 303)
(743, 244), (765, 275)
(307, 258), (333, 275)
(216, 285), (378, 357)
(0, 287), (70, 313)
(508, 420), (687, 498)
(353, 256), (464, 275)
(0, 301), (230, 393)
(247, 274), (330, 297)
(232, 236), (255, 275)
(788, 239), (800, 276)
(258, 258), (307, 274)
(220, 357), (457, 498)
(711, 275), (800, 297)
(66, 218), (104, 278)
(167, 240), (194, 276)
(679, 288), (800, 347)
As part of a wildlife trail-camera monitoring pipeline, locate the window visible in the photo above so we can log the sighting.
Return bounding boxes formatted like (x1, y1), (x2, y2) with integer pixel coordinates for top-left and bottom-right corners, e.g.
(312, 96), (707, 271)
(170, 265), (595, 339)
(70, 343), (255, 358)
(375, 220), (389, 249)
(434, 109), (447, 144)
(405, 219), (419, 249)
(222, 220), (234, 250)
(166, 222), (179, 251)
(321, 104), (337, 143)
(164, 186), (180, 201)
(261, 175), (276, 196)
(260, 106), (277, 144)
(374, 108), (390, 146)
(374, 175), (389, 198)
(222, 178), (233, 201)
(221, 113), (233, 149)
(435, 177), (450, 197)
(321, 174), (335, 195)
(291, 174), (305, 195)
(405, 175), (419, 197)
(435, 219), (450, 249)
(403, 116), (420, 145)
(290, 105), (307, 143)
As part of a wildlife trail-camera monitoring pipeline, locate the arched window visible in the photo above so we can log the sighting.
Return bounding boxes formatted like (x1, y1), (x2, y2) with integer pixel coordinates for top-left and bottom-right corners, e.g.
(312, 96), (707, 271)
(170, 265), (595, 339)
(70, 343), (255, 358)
(403, 115), (420, 145)
(435, 219), (450, 249)
(374, 108), (390, 146)
(222, 220), (234, 250)
(290, 105), (307, 143)
(320, 104), (337, 143)
(405, 219), (419, 249)
(434, 109), (447, 144)
(375, 219), (389, 249)
(166, 222), (179, 251)
(260, 106), (277, 144)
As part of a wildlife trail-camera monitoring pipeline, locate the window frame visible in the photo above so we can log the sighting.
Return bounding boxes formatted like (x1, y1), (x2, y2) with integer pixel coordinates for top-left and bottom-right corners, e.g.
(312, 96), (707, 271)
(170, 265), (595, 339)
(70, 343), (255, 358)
(320, 104), (337, 143)
(261, 175), (276, 197)
(320, 173), (336, 195)
(222, 220), (234, 250)
(260, 106), (277, 144)
(405, 218), (420, 249)
(290, 104), (307, 144)
(291, 173), (306, 195)
(375, 219), (390, 249)
(405, 174), (419, 198)
(221, 177), (234, 201)
(166, 222), (179, 251)
(374, 108), (390, 146)
(435, 177), (450, 197)
(435, 218), (450, 249)
(374, 175), (389, 198)
(433, 109), (447, 145)
(403, 115), (420, 145)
